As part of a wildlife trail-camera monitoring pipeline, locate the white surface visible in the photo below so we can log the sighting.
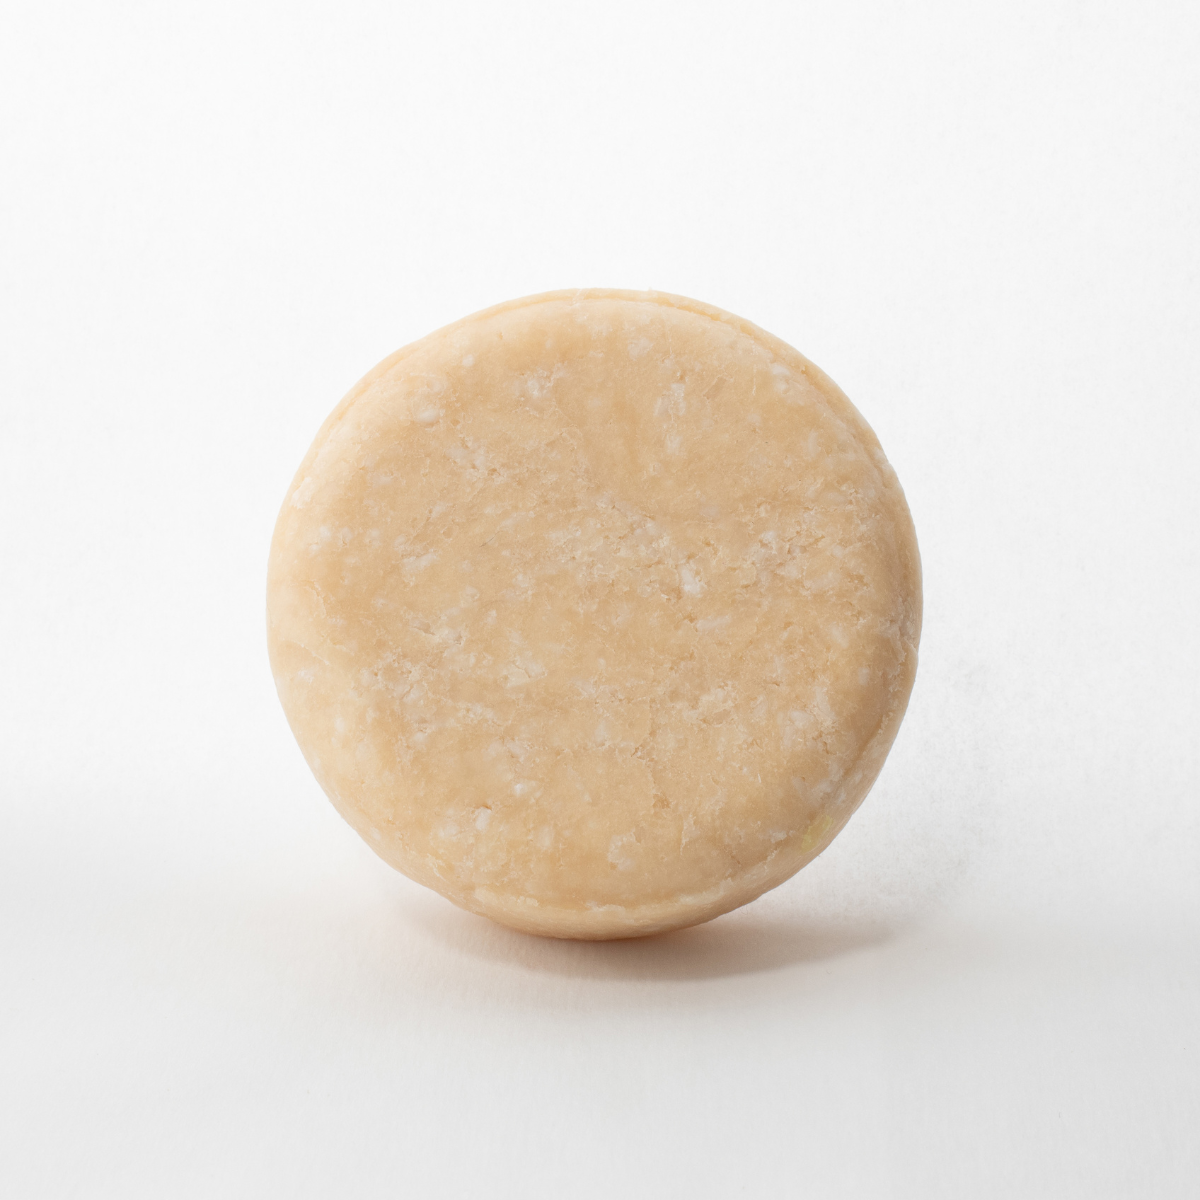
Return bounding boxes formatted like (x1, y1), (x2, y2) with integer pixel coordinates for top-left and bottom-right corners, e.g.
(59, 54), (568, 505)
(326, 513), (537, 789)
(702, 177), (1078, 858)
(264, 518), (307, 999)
(2, 2), (1197, 1196)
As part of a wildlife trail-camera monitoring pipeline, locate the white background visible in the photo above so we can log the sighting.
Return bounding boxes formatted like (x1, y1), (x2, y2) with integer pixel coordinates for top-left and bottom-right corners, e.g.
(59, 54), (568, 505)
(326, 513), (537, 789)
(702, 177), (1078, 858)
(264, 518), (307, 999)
(2, 2), (1197, 1196)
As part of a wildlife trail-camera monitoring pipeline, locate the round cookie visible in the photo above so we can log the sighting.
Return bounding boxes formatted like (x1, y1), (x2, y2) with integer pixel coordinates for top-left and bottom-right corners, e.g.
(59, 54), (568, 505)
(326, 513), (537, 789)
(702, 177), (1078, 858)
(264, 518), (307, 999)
(267, 290), (921, 939)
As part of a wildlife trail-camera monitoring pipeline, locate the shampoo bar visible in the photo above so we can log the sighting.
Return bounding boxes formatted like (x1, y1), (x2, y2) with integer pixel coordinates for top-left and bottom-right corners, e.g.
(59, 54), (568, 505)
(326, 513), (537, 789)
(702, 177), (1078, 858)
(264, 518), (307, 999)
(268, 291), (921, 939)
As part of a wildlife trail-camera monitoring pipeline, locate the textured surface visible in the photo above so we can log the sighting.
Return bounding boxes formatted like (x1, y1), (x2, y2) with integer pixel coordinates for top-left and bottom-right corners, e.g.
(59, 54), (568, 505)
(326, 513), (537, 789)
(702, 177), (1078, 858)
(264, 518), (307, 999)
(267, 291), (921, 937)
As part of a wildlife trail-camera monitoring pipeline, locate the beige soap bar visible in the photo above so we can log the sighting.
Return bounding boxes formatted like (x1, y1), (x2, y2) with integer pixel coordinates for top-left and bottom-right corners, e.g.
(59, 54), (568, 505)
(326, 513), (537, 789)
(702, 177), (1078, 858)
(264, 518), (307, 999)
(268, 291), (921, 939)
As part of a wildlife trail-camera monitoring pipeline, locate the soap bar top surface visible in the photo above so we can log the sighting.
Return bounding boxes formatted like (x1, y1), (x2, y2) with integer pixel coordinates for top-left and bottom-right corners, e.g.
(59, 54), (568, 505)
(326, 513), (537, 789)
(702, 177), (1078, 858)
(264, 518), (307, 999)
(268, 291), (921, 938)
